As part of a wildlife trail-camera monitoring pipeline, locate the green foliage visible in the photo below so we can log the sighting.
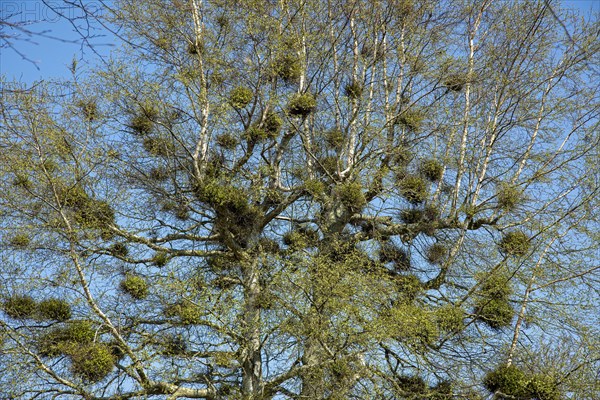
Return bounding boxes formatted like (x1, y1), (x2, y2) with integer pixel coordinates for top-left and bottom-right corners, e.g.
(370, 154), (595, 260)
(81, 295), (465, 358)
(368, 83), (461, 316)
(107, 340), (127, 361)
(379, 244), (410, 270)
(426, 243), (447, 264)
(70, 343), (115, 382)
(110, 242), (129, 257)
(120, 275), (149, 299)
(483, 364), (527, 396)
(154, 37), (170, 50)
(272, 53), (302, 83)
(1, 1), (597, 398)
(497, 183), (523, 211)
(419, 159), (443, 182)
(149, 166), (170, 181)
(395, 109), (425, 131)
(76, 99), (98, 121)
(400, 208), (423, 224)
(12, 174), (32, 189)
(335, 181), (367, 212)
(324, 129), (344, 149)
(228, 86), (253, 109)
(391, 146), (413, 167)
(9, 234), (30, 248)
(499, 230), (531, 256)
(394, 274), (422, 300)
(3, 295), (36, 319)
(37, 298), (72, 321)
(37, 320), (95, 357)
(174, 205), (190, 220)
(215, 133), (239, 149)
(360, 43), (385, 62)
(484, 365), (561, 400)
(162, 335), (187, 355)
(396, 374), (427, 396)
(129, 114), (154, 135)
(152, 251), (169, 267)
(283, 227), (319, 250)
(474, 272), (514, 329)
(398, 175), (428, 204)
(244, 125), (269, 142)
(255, 289), (275, 310)
(58, 184), (115, 233)
(258, 237), (280, 253)
(344, 80), (363, 99)
(165, 301), (203, 324)
(187, 41), (204, 55)
(442, 73), (468, 92)
(387, 304), (438, 346)
(525, 374), (561, 400)
(304, 178), (327, 197)
(206, 253), (237, 271)
(435, 305), (464, 333)
(263, 112), (283, 137)
(59, 184), (89, 208)
(430, 380), (454, 399)
(194, 179), (250, 214)
(287, 93), (317, 117)
(143, 136), (174, 157)
(317, 155), (338, 175)
(74, 199), (115, 231)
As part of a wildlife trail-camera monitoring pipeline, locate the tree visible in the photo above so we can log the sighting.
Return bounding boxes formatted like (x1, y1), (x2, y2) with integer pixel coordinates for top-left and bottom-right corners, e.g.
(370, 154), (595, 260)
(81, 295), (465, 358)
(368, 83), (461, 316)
(1, 0), (599, 399)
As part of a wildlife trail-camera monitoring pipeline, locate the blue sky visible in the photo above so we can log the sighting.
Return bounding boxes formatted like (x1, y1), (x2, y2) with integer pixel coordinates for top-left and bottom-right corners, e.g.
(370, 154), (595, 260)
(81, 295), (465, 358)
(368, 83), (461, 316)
(1, 0), (599, 84)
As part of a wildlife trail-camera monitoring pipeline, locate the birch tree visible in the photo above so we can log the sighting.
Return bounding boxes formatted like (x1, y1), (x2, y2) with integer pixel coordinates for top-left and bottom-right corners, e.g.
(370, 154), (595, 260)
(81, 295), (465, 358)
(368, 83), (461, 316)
(1, 1), (598, 399)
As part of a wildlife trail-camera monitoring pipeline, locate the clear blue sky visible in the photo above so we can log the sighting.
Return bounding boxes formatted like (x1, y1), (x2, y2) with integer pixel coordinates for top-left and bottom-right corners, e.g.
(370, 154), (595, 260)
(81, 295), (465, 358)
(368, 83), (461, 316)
(1, 0), (598, 84)
(1, 0), (114, 83)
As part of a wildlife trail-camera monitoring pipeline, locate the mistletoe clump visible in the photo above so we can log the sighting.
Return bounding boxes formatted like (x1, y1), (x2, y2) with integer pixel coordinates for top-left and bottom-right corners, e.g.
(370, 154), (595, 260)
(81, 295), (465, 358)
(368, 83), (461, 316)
(119, 275), (149, 300)
(442, 72), (468, 92)
(59, 184), (115, 234)
(37, 298), (72, 322)
(228, 86), (253, 109)
(379, 244), (410, 271)
(419, 159), (443, 182)
(483, 364), (527, 397)
(152, 251), (169, 267)
(37, 320), (95, 357)
(70, 343), (116, 382)
(484, 365), (561, 400)
(165, 301), (203, 325)
(344, 80), (364, 99)
(398, 175), (428, 204)
(143, 136), (174, 157)
(110, 242), (129, 257)
(324, 129), (344, 150)
(426, 243), (447, 264)
(287, 93), (317, 117)
(272, 53), (302, 83)
(3, 295), (36, 319)
(335, 181), (367, 212)
(474, 272), (515, 329)
(497, 183), (523, 211)
(9, 234), (30, 248)
(499, 230), (531, 257)
(400, 208), (424, 224)
(435, 305), (464, 334)
(129, 114), (154, 135)
(283, 227), (319, 250)
(215, 133), (239, 149)
(395, 109), (425, 131)
(262, 112), (283, 137)
(77, 99), (98, 121)
(12, 174), (32, 189)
